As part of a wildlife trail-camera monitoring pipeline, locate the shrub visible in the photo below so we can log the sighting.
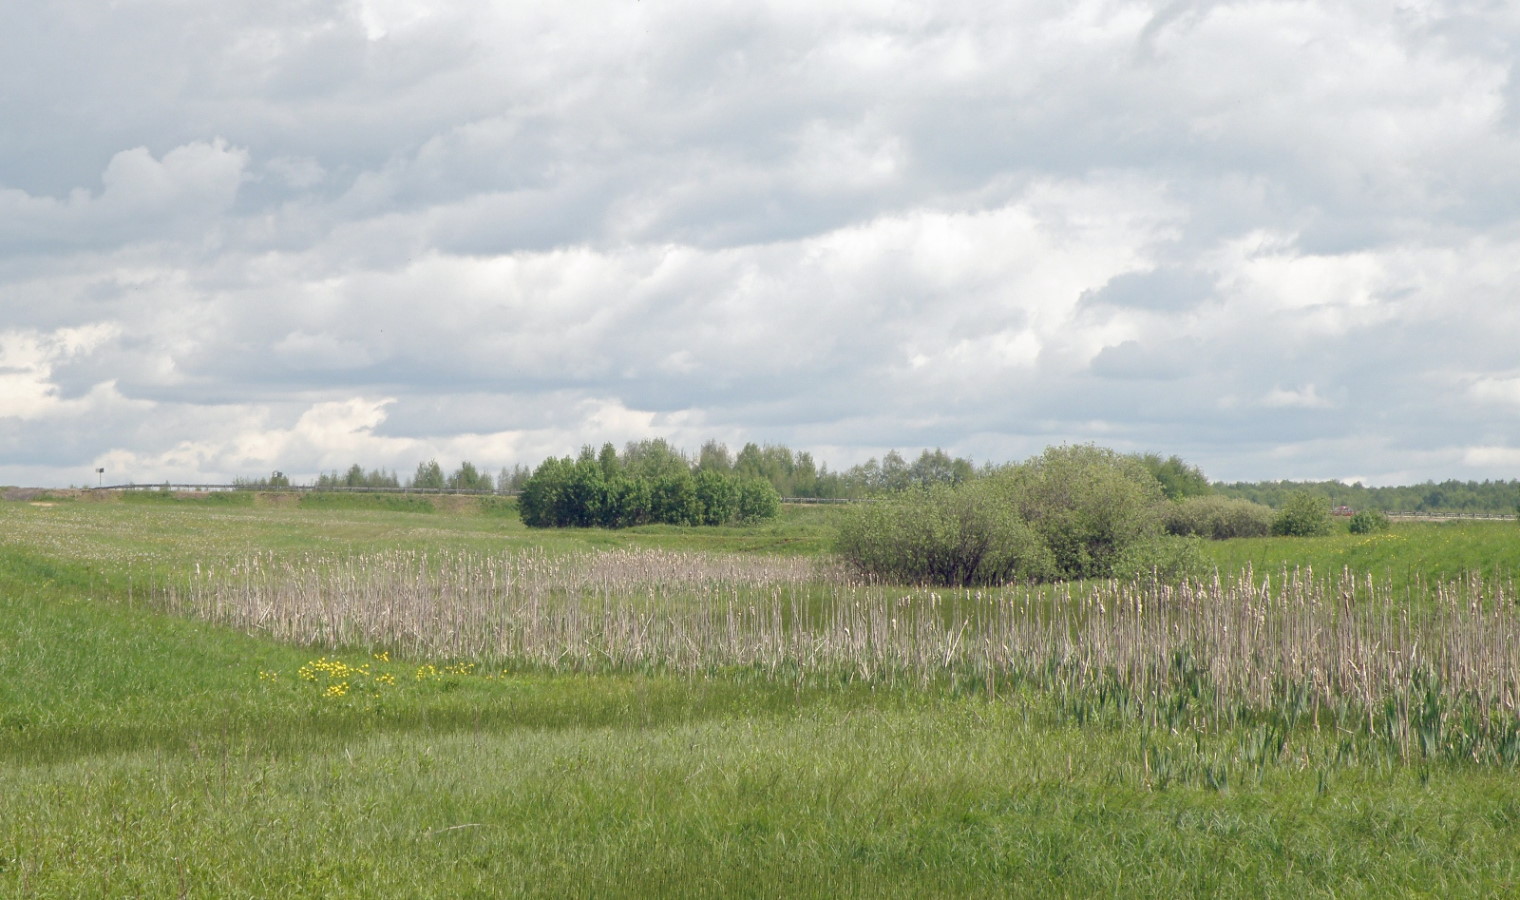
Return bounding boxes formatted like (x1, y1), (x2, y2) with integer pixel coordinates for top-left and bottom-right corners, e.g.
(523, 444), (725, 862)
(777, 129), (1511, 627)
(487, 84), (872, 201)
(997, 444), (1166, 580)
(517, 457), (571, 528)
(1112, 535), (1211, 584)
(833, 481), (1053, 586)
(1271, 491), (1334, 537)
(606, 474), (654, 527)
(650, 471), (701, 526)
(735, 477), (782, 522)
(833, 443), (1169, 586)
(694, 470), (739, 526)
(1164, 496), (1274, 540)
(1348, 509), (1391, 534)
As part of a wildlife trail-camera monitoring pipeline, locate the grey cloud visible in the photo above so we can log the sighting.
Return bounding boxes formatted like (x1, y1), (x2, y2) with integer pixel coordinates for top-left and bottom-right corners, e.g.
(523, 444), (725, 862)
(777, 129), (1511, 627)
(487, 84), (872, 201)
(1081, 269), (1215, 312)
(1089, 340), (1196, 380)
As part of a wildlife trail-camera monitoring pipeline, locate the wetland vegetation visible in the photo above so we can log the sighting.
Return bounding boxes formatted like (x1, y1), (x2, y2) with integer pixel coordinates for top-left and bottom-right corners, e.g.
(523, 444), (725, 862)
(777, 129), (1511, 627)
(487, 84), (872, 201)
(2, 487), (1519, 896)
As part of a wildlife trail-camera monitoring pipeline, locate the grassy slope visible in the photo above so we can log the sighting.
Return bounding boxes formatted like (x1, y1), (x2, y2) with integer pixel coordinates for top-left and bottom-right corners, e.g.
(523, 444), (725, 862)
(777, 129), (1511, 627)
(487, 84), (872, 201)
(1199, 519), (1520, 591)
(3, 499), (1520, 896)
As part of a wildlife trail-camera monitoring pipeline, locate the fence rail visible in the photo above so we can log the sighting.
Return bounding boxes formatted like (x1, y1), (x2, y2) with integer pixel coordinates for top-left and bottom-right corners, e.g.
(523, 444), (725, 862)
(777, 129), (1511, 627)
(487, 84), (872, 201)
(98, 483), (510, 496)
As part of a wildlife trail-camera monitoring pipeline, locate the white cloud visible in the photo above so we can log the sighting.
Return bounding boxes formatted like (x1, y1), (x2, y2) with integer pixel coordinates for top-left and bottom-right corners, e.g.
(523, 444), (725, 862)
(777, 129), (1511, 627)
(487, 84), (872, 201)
(1470, 375), (1520, 408)
(3, 1), (1520, 486)
(0, 140), (247, 250)
(1262, 385), (1334, 410)
(0, 324), (122, 419)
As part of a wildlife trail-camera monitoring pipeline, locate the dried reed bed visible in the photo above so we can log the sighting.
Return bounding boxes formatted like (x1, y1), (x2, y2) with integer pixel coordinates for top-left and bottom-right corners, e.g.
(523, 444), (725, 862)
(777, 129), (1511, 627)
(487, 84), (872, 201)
(164, 549), (1520, 752)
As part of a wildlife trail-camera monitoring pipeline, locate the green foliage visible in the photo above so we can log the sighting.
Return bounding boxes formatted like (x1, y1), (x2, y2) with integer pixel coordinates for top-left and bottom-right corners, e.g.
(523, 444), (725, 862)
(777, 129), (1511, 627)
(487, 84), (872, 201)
(693, 469), (739, 525)
(517, 457), (571, 528)
(9, 502), (1520, 896)
(232, 471), (292, 489)
(1135, 452), (1212, 500)
(621, 438), (690, 480)
(834, 481), (1052, 586)
(697, 439), (734, 472)
(118, 489), (177, 503)
(734, 442), (825, 497)
(1271, 491), (1334, 537)
(1348, 509), (1391, 534)
(605, 472), (653, 527)
(120, 490), (254, 506)
(1197, 520), (1515, 593)
(497, 464), (531, 492)
(1217, 477), (1520, 516)
(1000, 444), (1166, 580)
(298, 492), (436, 513)
(476, 495), (518, 517)
(315, 464), (400, 489)
(1164, 495), (1275, 539)
(1112, 534), (1211, 583)
(411, 459), (446, 490)
(736, 476), (782, 522)
(650, 470), (701, 526)
(834, 444), (1167, 585)
(518, 456), (778, 529)
(446, 461), (493, 492)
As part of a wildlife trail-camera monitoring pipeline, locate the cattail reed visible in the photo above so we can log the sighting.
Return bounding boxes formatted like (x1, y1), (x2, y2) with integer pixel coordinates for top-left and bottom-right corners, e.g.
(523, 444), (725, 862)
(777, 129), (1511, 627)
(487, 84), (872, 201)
(162, 550), (1520, 761)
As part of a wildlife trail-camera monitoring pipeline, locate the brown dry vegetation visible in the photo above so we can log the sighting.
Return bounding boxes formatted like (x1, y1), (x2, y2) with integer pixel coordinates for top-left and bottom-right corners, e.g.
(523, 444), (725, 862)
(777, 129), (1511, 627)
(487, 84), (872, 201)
(160, 548), (1520, 762)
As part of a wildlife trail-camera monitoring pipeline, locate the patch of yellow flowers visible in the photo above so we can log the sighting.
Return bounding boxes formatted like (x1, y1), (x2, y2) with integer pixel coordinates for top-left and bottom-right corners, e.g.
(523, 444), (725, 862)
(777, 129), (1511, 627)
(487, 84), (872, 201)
(265, 652), (494, 704)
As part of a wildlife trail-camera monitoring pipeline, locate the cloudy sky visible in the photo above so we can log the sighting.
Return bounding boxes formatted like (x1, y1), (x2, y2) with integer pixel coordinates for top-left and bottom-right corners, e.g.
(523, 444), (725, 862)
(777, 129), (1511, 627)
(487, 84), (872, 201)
(3, 0), (1518, 488)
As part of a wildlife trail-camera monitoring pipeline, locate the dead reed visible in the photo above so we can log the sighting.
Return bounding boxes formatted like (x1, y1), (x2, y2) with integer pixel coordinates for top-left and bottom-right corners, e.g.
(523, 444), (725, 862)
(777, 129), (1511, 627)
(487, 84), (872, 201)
(162, 549), (1520, 761)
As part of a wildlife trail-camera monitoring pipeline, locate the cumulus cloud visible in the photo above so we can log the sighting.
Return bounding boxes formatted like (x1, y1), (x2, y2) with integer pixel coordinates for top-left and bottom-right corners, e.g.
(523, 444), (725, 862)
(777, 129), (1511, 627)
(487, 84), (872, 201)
(2, 1), (1519, 486)
(0, 140), (247, 251)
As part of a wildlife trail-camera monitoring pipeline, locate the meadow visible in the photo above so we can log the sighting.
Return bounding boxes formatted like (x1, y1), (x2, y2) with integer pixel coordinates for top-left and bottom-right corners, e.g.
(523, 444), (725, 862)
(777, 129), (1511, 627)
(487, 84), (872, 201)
(3, 492), (1520, 896)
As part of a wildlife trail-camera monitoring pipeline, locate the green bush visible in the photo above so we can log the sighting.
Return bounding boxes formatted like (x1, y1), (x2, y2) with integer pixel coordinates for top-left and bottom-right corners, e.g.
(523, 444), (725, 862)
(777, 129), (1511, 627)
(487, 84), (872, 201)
(736, 477), (782, 522)
(1348, 509), (1391, 534)
(1112, 535), (1211, 584)
(694, 470), (739, 526)
(833, 481), (1052, 586)
(998, 445), (1166, 580)
(1271, 491), (1334, 537)
(517, 457), (570, 528)
(834, 444), (1169, 585)
(1164, 495), (1274, 539)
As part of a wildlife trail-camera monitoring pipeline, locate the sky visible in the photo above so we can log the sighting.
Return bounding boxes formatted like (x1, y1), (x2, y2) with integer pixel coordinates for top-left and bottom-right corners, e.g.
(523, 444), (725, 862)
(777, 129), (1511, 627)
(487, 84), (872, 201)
(3, 0), (1519, 488)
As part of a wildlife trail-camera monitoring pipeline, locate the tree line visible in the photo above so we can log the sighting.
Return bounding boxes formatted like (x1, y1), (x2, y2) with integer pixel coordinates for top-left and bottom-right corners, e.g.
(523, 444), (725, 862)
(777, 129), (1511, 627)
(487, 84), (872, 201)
(1214, 478), (1520, 516)
(234, 440), (987, 499)
(234, 441), (1517, 519)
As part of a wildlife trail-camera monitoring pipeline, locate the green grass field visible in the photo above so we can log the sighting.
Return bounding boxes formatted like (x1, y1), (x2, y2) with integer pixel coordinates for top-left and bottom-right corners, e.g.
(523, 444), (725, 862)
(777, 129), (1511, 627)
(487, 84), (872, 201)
(3, 496), (1520, 896)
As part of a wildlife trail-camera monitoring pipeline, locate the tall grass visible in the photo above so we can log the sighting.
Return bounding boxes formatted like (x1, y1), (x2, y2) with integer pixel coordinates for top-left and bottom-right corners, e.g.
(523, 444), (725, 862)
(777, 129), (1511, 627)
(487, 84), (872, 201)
(10, 507), (1520, 896)
(162, 549), (1520, 764)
